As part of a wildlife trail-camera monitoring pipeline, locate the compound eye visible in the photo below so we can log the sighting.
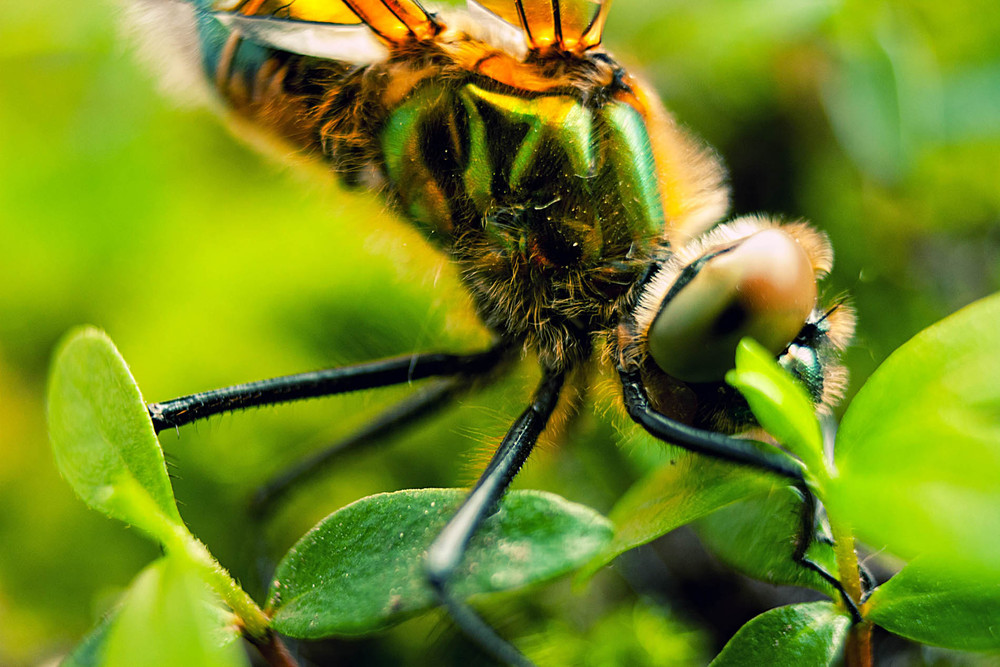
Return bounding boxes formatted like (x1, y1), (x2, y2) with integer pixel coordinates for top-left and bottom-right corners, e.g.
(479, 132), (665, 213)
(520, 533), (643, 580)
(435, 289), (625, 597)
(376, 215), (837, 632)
(648, 229), (817, 382)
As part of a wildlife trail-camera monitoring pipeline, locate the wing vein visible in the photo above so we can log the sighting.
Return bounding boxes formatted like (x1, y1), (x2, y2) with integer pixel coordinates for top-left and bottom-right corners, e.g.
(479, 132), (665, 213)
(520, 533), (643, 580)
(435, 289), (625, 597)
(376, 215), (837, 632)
(513, 0), (534, 46)
(551, 0), (563, 49)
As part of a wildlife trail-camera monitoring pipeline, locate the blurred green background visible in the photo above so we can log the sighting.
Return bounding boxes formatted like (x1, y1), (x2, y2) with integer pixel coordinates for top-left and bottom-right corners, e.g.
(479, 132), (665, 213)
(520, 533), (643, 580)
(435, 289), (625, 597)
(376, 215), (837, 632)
(1, 0), (998, 664)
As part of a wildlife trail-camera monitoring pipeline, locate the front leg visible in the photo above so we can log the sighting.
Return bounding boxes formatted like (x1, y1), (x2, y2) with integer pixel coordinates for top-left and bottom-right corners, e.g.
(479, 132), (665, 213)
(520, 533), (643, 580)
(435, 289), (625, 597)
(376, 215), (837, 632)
(618, 367), (863, 623)
(425, 367), (565, 667)
(148, 343), (509, 431)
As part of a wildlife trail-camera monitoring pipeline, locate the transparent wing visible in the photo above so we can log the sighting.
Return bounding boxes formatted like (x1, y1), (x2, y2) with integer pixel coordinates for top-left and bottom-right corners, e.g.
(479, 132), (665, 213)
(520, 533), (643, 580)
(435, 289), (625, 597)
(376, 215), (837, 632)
(469, 0), (611, 54)
(214, 14), (389, 63)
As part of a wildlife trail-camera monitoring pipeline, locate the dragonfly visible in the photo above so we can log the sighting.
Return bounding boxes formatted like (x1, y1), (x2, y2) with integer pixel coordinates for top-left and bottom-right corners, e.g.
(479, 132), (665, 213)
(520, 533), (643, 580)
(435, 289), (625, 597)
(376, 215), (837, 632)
(140, 0), (857, 663)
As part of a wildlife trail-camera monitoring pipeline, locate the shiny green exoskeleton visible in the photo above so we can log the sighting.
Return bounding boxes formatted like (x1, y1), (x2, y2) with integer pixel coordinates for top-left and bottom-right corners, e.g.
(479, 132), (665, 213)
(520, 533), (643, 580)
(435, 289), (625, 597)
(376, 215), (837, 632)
(381, 80), (674, 368)
(382, 83), (663, 257)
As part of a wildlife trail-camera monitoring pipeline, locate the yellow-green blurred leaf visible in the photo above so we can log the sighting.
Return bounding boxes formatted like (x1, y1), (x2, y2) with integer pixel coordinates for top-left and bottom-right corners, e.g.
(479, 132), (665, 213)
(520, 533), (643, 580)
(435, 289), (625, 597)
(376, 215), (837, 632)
(47, 327), (182, 536)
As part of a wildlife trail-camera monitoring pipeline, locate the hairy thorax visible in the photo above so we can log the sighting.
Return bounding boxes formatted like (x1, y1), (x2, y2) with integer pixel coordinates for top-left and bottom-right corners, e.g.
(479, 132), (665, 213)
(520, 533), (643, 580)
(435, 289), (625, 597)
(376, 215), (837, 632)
(215, 34), (725, 370)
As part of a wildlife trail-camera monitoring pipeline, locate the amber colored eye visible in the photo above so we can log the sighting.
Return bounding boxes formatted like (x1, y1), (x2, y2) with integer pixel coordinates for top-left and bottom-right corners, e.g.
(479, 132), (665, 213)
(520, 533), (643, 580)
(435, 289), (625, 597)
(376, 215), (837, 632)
(648, 229), (818, 382)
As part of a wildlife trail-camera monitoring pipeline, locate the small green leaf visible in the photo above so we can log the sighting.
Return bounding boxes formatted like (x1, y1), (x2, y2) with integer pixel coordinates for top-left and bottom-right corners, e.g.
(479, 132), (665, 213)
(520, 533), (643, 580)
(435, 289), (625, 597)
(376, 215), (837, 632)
(47, 327), (182, 534)
(726, 338), (827, 481)
(46, 330), (271, 640)
(696, 486), (837, 597)
(829, 293), (1000, 573)
(866, 558), (1000, 651)
(104, 556), (248, 667)
(62, 612), (117, 667)
(710, 602), (850, 667)
(266, 488), (611, 638)
(578, 453), (773, 579)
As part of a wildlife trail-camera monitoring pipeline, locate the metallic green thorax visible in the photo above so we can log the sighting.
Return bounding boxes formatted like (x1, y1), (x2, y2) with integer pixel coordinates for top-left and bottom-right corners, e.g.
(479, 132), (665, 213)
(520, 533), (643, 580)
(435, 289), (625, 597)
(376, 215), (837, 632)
(381, 83), (665, 269)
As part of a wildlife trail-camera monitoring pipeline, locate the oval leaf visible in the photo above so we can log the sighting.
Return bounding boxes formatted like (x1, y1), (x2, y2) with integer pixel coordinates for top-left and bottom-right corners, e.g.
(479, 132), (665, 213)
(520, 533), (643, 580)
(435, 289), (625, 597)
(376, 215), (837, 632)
(726, 338), (827, 480)
(822, 38), (906, 181)
(47, 327), (181, 533)
(62, 612), (117, 667)
(105, 556), (248, 667)
(696, 486), (837, 597)
(266, 488), (611, 638)
(579, 453), (774, 579)
(830, 293), (1000, 573)
(866, 558), (1000, 651)
(710, 602), (850, 667)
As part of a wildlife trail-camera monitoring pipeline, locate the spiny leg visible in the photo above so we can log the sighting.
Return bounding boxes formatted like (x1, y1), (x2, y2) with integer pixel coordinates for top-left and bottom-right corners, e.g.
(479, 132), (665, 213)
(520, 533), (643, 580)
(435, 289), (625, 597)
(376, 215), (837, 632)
(425, 368), (565, 667)
(149, 344), (510, 518)
(618, 368), (863, 623)
(147, 344), (508, 432)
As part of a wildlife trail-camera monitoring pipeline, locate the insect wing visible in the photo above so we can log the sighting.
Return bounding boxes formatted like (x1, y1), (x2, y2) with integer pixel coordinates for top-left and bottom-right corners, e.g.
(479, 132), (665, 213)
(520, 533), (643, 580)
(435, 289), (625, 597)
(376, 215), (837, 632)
(216, 0), (439, 45)
(469, 0), (611, 53)
(220, 0), (362, 23)
(214, 15), (388, 63)
(339, 0), (438, 42)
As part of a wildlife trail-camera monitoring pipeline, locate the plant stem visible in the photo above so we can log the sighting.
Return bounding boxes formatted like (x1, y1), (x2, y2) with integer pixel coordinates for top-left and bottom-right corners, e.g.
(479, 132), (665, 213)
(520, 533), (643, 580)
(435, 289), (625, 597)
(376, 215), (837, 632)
(163, 522), (272, 640)
(845, 621), (873, 667)
(829, 518), (872, 667)
(247, 632), (300, 667)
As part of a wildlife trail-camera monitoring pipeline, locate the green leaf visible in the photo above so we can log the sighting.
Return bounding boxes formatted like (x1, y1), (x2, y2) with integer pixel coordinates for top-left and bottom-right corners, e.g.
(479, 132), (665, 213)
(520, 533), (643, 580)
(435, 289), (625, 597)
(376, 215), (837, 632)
(104, 556), (248, 667)
(696, 486), (837, 597)
(709, 602), (850, 666)
(726, 338), (827, 481)
(822, 36), (907, 182)
(266, 488), (611, 638)
(47, 327), (182, 534)
(829, 293), (1000, 573)
(578, 453), (773, 579)
(866, 558), (1000, 651)
(61, 612), (116, 667)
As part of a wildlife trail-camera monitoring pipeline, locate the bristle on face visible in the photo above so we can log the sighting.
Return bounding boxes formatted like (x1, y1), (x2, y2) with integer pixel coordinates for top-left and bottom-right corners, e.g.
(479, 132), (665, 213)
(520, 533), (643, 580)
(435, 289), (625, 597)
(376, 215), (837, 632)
(615, 215), (851, 421)
(806, 298), (856, 413)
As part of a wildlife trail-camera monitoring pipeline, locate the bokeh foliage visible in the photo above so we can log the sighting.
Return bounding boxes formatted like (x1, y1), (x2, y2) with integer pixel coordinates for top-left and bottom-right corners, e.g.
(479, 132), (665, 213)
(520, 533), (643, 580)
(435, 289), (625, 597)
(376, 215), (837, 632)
(1, 0), (997, 663)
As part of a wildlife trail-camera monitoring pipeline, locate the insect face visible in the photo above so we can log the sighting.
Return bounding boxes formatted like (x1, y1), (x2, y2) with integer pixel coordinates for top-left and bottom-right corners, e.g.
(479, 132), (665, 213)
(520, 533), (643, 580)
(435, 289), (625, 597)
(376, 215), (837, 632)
(645, 226), (818, 383)
(620, 218), (853, 431)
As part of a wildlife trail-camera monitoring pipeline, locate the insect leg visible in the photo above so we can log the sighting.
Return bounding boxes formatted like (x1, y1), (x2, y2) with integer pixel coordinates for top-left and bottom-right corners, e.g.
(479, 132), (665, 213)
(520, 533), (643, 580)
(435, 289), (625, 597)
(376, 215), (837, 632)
(618, 369), (803, 478)
(618, 368), (863, 623)
(791, 480), (863, 622)
(425, 367), (565, 667)
(147, 343), (509, 432)
(250, 376), (470, 516)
